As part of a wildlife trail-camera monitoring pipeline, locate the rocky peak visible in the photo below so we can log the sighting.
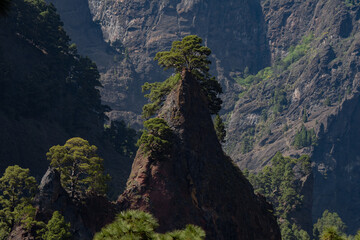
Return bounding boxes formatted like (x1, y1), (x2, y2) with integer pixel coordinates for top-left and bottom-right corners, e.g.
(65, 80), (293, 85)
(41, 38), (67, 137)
(118, 71), (281, 239)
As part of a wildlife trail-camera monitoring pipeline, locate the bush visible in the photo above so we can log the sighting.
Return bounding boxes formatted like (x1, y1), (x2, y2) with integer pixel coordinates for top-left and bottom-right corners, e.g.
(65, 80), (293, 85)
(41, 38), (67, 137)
(293, 125), (317, 149)
(137, 118), (173, 160)
(142, 74), (181, 119)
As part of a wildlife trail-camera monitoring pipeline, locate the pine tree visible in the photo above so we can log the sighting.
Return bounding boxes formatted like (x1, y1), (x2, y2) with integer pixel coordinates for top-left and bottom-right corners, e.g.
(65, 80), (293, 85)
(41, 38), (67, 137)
(94, 210), (205, 240)
(42, 211), (71, 240)
(313, 210), (346, 239)
(0, 165), (38, 238)
(214, 114), (226, 143)
(46, 137), (110, 198)
(143, 35), (222, 118)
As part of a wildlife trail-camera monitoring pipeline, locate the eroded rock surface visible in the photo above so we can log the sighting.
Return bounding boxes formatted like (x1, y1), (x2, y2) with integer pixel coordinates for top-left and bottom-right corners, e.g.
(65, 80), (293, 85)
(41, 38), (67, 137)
(118, 71), (281, 240)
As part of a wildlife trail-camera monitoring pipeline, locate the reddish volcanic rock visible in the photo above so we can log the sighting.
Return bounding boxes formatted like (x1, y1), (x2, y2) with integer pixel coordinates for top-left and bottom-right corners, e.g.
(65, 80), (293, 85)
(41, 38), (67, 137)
(118, 71), (281, 240)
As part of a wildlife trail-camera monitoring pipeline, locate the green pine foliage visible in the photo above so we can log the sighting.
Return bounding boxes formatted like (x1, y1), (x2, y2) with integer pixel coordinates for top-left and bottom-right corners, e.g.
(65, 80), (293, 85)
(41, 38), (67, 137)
(104, 120), (138, 158)
(151, 35), (222, 116)
(271, 88), (288, 113)
(244, 153), (311, 239)
(137, 118), (173, 160)
(293, 124), (317, 149)
(46, 137), (110, 198)
(93, 210), (205, 240)
(344, 0), (360, 6)
(142, 73), (181, 119)
(240, 128), (255, 154)
(42, 211), (71, 240)
(0, 165), (39, 239)
(280, 219), (310, 240)
(320, 227), (345, 240)
(245, 153), (311, 219)
(313, 210), (347, 240)
(214, 114), (226, 143)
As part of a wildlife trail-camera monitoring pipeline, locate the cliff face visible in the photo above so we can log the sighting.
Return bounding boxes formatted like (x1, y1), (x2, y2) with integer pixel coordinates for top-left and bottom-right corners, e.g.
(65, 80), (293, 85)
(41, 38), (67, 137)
(225, 0), (360, 232)
(46, 0), (269, 124)
(118, 71), (281, 240)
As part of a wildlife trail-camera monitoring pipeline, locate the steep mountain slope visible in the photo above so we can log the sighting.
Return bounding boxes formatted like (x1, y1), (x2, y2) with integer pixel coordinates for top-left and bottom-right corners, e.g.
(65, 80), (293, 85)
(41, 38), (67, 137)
(118, 70), (281, 240)
(0, 0), (131, 192)
(225, 0), (360, 233)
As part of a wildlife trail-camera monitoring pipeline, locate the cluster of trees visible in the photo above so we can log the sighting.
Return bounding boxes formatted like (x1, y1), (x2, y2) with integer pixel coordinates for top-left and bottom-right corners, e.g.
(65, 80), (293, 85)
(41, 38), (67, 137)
(104, 120), (138, 158)
(137, 118), (173, 160)
(0, 137), (110, 238)
(47, 137), (110, 199)
(0, 137), (206, 239)
(244, 153), (360, 240)
(312, 210), (360, 240)
(0, 0), (108, 133)
(138, 35), (226, 156)
(293, 124), (317, 149)
(142, 35), (222, 119)
(94, 210), (205, 240)
(244, 153), (312, 239)
(0, 165), (71, 239)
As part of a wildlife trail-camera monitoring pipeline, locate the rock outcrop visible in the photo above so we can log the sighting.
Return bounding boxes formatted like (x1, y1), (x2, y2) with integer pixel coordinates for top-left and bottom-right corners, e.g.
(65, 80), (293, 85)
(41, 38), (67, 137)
(118, 71), (281, 240)
(34, 168), (117, 240)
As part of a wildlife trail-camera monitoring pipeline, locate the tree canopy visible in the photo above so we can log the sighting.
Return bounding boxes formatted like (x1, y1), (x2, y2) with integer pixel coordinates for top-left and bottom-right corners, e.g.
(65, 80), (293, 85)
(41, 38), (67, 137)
(42, 211), (72, 240)
(93, 209), (205, 240)
(46, 137), (110, 198)
(214, 114), (226, 143)
(137, 118), (173, 160)
(313, 210), (347, 239)
(0, 165), (39, 239)
(142, 35), (222, 118)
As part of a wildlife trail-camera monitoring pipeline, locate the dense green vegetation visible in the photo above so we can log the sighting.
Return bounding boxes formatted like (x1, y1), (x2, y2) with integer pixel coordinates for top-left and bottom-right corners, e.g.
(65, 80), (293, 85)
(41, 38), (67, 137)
(240, 127), (255, 153)
(104, 120), (138, 158)
(137, 118), (173, 160)
(244, 153), (311, 219)
(271, 88), (288, 113)
(214, 114), (226, 143)
(293, 125), (317, 149)
(0, 0), (108, 133)
(0, 165), (71, 239)
(142, 35), (222, 119)
(236, 33), (313, 90)
(0, 165), (38, 239)
(344, 0), (360, 7)
(313, 210), (347, 239)
(47, 137), (110, 198)
(93, 210), (205, 240)
(244, 153), (311, 239)
(42, 211), (72, 240)
(142, 73), (181, 119)
(244, 153), (360, 239)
